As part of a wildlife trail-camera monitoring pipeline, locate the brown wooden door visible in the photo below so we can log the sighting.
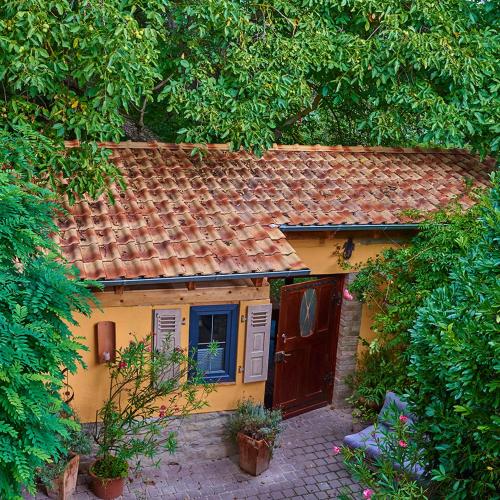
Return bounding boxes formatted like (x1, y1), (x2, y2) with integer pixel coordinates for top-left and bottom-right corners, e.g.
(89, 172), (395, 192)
(272, 276), (343, 419)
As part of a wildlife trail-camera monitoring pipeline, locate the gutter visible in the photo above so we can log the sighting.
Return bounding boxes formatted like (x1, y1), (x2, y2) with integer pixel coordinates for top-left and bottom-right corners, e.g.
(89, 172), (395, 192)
(279, 223), (419, 232)
(98, 269), (311, 288)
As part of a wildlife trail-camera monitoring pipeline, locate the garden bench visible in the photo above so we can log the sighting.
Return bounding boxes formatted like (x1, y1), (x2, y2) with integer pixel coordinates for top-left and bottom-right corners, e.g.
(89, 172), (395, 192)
(343, 391), (425, 478)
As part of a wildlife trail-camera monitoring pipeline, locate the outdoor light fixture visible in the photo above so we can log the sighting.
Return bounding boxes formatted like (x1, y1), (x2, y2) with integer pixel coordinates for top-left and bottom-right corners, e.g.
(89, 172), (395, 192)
(343, 237), (355, 260)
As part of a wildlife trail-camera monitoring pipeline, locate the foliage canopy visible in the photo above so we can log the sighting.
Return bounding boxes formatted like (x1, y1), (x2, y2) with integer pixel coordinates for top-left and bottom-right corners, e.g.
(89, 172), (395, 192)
(1, 0), (498, 187)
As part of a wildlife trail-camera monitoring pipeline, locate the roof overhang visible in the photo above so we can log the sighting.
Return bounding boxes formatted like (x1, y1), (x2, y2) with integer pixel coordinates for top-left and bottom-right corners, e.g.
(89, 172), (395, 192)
(97, 268), (311, 287)
(279, 223), (419, 232)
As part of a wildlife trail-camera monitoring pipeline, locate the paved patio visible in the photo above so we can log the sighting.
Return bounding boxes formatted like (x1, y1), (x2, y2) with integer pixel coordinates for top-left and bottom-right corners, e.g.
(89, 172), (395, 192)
(33, 407), (362, 499)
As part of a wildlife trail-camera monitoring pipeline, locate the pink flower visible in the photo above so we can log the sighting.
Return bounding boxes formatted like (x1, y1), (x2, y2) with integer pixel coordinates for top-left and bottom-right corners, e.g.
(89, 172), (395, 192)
(160, 405), (166, 411)
(332, 446), (341, 455)
(399, 415), (408, 424)
(399, 440), (408, 448)
(343, 288), (354, 301)
(118, 361), (127, 369)
(159, 410), (165, 418)
(363, 489), (374, 499)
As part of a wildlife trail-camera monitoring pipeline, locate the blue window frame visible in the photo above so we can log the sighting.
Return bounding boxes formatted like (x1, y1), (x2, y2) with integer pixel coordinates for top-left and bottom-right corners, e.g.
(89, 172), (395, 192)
(189, 304), (238, 383)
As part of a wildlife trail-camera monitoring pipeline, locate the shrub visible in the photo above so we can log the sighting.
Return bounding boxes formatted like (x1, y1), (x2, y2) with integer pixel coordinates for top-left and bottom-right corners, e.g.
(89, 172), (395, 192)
(348, 194), (483, 411)
(408, 172), (500, 498)
(0, 171), (94, 498)
(228, 399), (283, 450)
(91, 334), (215, 478)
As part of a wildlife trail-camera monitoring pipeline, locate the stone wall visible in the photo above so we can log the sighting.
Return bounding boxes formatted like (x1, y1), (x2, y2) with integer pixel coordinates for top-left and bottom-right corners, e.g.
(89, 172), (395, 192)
(168, 411), (237, 463)
(332, 273), (363, 408)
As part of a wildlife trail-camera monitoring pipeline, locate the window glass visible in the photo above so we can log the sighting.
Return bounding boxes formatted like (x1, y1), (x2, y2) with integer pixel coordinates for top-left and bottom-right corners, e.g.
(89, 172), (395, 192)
(189, 305), (238, 382)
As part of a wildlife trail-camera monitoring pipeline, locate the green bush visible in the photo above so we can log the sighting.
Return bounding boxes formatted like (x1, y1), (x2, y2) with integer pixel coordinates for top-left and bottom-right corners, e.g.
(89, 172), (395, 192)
(408, 172), (500, 498)
(348, 194), (483, 411)
(0, 171), (94, 498)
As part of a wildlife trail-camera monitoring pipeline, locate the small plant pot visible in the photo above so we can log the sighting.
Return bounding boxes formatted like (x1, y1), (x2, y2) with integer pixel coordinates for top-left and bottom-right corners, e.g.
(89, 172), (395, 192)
(89, 460), (126, 500)
(237, 432), (272, 476)
(44, 453), (80, 500)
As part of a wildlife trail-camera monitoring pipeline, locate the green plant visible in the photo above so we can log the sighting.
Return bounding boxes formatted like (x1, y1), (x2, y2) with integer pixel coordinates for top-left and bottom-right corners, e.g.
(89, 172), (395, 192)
(337, 405), (429, 499)
(347, 195), (483, 412)
(346, 346), (408, 423)
(0, 167), (95, 497)
(91, 333), (215, 478)
(228, 399), (283, 450)
(38, 420), (92, 488)
(408, 172), (500, 498)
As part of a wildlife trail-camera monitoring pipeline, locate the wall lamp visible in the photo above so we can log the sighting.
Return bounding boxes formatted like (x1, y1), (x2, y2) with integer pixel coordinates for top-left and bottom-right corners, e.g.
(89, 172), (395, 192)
(342, 237), (355, 260)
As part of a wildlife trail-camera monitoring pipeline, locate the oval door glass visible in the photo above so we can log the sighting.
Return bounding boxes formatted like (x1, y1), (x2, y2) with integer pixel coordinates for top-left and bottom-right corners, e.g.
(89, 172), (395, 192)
(299, 288), (317, 337)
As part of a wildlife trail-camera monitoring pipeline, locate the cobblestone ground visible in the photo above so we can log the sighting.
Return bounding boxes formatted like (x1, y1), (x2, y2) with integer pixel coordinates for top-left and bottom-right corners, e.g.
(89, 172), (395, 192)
(32, 407), (362, 500)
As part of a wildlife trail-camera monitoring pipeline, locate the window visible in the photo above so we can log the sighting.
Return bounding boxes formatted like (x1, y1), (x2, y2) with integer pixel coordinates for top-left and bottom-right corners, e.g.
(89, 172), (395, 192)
(189, 304), (238, 382)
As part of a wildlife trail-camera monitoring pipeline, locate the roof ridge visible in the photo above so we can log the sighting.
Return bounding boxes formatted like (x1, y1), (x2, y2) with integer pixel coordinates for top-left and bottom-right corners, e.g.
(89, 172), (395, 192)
(64, 140), (471, 156)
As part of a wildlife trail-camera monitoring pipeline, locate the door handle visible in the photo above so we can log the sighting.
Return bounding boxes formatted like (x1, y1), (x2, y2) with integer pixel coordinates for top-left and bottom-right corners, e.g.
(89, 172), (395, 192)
(275, 351), (292, 363)
(281, 333), (287, 344)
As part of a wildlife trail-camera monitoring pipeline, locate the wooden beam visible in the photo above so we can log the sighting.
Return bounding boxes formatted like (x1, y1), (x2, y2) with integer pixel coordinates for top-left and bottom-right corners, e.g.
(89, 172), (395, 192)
(251, 277), (264, 287)
(186, 282), (196, 291)
(93, 284), (270, 308)
(113, 285), (124, 295)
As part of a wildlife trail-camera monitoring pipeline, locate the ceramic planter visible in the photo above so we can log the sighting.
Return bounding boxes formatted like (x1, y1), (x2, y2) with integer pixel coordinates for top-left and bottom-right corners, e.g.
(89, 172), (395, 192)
(237, 432), (272, 476)
(44, 453), (80, 500)
(89, 460), (126, 500)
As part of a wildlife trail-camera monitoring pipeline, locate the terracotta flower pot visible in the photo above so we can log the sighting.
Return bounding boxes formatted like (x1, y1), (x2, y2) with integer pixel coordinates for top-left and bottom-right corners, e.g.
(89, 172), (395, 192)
(44, 453), (80, 500)
(89, 460), (126, 500)
(237, 432), (272, 476)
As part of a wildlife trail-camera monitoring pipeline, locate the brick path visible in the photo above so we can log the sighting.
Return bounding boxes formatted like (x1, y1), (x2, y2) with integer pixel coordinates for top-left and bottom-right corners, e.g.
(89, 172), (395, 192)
(33, 407), (362, 499)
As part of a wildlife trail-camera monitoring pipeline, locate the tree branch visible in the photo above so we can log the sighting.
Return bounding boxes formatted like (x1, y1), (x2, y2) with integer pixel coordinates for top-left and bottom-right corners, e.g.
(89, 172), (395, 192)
(274, 93), (322, 140)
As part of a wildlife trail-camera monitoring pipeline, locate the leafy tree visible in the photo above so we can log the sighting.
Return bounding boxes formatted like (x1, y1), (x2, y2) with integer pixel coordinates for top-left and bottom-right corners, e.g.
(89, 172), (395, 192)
(408, 172), (499, 498)
(147, 0), (499, 155)
(0, 0), (167, 197)
(0, 134), (95, 497)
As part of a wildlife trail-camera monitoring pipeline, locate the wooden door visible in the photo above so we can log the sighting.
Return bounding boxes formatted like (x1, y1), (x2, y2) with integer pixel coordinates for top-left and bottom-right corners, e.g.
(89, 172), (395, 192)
(272, 276), (343, 419)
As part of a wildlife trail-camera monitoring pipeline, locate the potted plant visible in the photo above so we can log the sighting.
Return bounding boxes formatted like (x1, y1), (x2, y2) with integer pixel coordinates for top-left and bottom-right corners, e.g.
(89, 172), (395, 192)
(228, 399), (282, 476)
(39, 421), (92, 499)
(90, 333), (215, 499)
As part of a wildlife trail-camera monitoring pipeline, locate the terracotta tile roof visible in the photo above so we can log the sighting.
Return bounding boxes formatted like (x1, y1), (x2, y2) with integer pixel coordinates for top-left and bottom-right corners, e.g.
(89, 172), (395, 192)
(58, 142), (494, 281)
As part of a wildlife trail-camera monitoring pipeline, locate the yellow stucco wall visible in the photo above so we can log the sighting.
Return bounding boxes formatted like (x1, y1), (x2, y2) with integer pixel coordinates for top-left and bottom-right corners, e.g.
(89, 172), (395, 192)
(286, 231), (410, 276)
(70, 291), (269, 423)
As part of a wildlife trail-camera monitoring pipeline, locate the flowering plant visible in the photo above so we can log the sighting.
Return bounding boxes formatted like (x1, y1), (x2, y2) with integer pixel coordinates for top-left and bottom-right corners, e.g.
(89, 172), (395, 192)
(336, 407), (429, 499)
(91, 333), (215, 479)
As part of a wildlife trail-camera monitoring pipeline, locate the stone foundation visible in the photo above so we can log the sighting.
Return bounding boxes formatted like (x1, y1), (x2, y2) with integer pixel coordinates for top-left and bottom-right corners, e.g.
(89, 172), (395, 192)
(168, 410), (237, 463)
(332, 273), (363, 408)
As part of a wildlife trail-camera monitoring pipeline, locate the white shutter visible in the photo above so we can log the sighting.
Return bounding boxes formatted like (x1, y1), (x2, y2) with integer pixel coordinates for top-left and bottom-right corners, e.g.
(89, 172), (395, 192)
(244, 303), (272, 383)
(153, 309), (182, 381)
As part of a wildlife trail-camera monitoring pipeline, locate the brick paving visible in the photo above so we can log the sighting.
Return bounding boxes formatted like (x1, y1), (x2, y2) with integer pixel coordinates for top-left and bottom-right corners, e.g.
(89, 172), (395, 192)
(32, 407), (362, 499)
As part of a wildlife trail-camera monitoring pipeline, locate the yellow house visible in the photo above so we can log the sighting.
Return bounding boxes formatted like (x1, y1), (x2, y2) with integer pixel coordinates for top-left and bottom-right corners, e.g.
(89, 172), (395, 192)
(58, 141), (491, 437)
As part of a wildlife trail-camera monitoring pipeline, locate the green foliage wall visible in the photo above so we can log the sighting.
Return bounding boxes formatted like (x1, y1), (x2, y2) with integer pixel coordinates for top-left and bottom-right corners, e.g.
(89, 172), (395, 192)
(408, 173), (499, 498)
